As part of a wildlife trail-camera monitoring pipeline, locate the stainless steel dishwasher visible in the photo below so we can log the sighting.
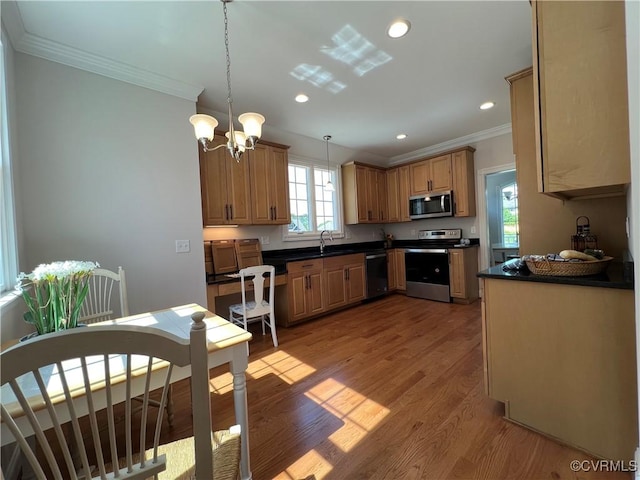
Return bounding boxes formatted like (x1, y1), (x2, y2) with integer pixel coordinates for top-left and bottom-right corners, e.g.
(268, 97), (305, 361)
(365, 251), (388, 299)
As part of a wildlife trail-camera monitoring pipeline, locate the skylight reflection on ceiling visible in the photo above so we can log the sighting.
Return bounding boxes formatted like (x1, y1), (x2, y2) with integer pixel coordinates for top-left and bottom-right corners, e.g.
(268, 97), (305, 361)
(321, 25), (392, 77)
(290, 64), (347, 94)
(289, 25), (392, 95)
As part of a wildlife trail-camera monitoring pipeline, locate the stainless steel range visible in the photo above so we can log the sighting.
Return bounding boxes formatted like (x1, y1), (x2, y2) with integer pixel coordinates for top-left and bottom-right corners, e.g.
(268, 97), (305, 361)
(405, 229), (462, 302)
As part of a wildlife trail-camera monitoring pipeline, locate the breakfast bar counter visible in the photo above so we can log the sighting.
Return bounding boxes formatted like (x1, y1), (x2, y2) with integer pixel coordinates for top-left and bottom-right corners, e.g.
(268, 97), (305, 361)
(477, 262), (634, 290)
(479, 272), (637, 461)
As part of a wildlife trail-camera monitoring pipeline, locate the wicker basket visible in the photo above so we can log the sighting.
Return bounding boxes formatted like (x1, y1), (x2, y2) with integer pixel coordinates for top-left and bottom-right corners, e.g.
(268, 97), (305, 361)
(525, 256), (613, 276)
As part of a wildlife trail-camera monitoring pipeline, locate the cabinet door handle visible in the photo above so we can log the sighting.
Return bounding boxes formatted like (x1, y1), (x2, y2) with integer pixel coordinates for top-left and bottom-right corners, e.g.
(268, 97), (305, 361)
(270, 206), (274, 220)
(344, 269), (347, 280)
(273, 206), (277, 220)
(225, 204), (229, 220)
(229, 204), (233, 220)
(347, 268), (350, 280)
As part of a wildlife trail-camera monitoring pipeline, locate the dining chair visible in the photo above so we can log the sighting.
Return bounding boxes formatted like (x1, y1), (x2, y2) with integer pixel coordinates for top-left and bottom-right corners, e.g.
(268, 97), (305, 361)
(228, 265), (278, 347)
(79, 266), (129, 324)
(78, 266), (174, 427)
(0, 312), (241, 480)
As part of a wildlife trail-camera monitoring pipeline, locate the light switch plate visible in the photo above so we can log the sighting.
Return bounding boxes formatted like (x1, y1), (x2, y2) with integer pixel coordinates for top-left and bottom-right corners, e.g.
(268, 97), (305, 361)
(261, 236), (270, 245)
(175, 240), (190, 253)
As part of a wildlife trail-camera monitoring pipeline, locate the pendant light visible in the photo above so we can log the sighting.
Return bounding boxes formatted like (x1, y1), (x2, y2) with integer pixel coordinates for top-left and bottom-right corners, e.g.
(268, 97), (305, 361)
(323, 135), (335, 192)
(189, 0), (265, 161)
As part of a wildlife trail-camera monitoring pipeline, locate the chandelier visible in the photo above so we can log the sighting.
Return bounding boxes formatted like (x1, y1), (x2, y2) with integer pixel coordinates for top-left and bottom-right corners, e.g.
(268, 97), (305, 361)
(189, 0), (265, 161)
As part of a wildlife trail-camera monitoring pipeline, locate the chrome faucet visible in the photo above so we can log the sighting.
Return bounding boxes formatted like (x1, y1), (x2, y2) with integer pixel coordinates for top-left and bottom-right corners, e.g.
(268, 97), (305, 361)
(320, 230), (333, 254)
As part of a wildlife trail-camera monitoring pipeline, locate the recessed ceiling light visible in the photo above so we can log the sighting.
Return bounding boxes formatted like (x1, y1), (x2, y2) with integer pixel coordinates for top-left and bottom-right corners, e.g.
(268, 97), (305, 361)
(396, 134), (407, 140)
(295, 94), (309, 103)
(387, 19), (411, 39)
(480, 101), (495, 110)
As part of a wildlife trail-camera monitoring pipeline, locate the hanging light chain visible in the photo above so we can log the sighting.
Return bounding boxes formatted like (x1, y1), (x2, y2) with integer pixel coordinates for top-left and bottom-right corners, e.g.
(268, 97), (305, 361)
(223, 1), (233, 107)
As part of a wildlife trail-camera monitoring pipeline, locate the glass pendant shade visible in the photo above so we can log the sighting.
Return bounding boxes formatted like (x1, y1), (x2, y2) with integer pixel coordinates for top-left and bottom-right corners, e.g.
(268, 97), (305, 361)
(238, 113), (265, 139)
(226, 130), (247, 153)
(324, 179), (335, 192)
(190, 114), (218, 142)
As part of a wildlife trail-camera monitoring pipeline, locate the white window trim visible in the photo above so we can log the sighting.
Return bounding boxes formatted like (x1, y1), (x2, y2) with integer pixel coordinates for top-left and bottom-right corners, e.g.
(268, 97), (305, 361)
(0, 31), (19, 296)
(283, 154), (344, 242)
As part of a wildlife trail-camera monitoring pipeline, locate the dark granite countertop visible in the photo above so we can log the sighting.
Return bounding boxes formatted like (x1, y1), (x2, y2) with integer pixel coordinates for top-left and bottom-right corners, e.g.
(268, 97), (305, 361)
(477, 262), (634, 290)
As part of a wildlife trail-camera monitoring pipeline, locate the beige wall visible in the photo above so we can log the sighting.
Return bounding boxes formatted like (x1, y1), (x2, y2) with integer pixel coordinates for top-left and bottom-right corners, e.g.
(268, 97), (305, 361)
(511, 71), (628, 260)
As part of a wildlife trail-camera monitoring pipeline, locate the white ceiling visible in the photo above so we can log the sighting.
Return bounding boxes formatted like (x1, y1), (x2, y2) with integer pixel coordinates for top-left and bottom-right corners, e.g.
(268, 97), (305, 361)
(3, 1), (533, 161)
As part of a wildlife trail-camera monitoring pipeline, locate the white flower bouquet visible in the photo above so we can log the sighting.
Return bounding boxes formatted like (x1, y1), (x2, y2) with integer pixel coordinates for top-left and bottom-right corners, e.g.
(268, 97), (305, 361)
(17, 260), (99, 335)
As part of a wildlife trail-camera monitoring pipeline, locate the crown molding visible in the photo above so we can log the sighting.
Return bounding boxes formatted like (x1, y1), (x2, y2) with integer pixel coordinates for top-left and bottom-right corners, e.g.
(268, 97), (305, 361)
(2, 2), (203, 102)
(389, 123), (513, 165)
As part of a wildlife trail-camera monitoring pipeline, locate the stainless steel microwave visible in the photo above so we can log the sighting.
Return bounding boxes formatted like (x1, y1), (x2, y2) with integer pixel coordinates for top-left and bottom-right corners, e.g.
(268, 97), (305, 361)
(409, 190), (453, 220)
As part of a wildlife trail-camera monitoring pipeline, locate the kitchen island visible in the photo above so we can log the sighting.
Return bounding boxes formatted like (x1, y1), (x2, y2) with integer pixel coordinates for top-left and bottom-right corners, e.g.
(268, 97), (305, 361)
(477, 265), (636, 461)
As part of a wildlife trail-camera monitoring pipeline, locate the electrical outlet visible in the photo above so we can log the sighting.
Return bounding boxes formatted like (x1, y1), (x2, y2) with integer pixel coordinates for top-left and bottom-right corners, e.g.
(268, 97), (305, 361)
(470, 226), (477, 235)
(175, 240), (190, 253)
(411, 229), (416, 237)
(261, 236), (270, 245)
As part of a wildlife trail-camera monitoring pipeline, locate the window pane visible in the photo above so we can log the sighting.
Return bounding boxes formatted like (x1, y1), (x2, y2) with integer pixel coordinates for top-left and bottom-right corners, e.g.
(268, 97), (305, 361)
(286, 162), (341, 238)
(501, 183), (519, 246)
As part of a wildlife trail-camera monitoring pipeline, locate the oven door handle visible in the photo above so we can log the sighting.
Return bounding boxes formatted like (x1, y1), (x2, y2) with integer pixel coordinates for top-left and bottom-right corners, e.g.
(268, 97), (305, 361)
(366, 253), (387, 260)
(404, 248), (449, 254)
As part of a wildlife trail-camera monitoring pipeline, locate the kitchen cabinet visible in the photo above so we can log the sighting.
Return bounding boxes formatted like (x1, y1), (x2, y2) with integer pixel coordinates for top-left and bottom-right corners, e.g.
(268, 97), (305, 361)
(248, 142), (291, 224)
(342, 163), (387, 224)
(506, 67), (628, 259)
(386, 166), (411, 223)
(451, 148), (476, 217)
(531, 0), (630, 198)
(387, 249), (397, 291)
(199, 135), (252, 225)
(409, 154), (452, 196)
(395, 249), (406, 292)
(448, 246), (479, 303)
(323, 253), (366, 310)
(286, 259), (324, 325)
(481, 277), (636, 460)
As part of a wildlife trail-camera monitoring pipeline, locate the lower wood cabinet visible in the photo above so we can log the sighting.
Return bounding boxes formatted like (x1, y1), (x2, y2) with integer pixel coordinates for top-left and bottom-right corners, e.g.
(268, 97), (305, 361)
(449, 246), (479, 303)
(324, 254), (366, 309)
(286, 259), (324, 325)
(395, 249), (406, 292)
(280, 254), (366, 326)
(482, 278), (636, 460)
(387, 250), (397, 291)
(387, 249), (406, 292)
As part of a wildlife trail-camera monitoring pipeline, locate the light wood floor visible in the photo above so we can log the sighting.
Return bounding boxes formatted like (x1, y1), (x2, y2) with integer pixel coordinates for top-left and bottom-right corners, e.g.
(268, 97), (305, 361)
(168, 294), (631, 480)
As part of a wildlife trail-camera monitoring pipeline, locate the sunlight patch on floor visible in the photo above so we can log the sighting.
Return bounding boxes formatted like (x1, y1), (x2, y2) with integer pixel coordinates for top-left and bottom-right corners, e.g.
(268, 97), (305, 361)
(274, 448), (333, 480)
(305, 378), (390, 453)
(208, 349), (316, 394)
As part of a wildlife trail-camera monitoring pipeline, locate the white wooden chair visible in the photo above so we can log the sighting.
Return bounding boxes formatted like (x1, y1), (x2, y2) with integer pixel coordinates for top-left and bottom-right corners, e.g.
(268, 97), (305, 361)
(79, 266), (129, 324)
(0, 312), (241, 480)
(78, 266), (175, 426)
(228, 265), (278, 347)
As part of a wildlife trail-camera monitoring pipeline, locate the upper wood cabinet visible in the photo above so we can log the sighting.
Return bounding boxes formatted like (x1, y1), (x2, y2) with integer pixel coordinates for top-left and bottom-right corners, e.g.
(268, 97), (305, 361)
(199, 135), (252, 225)
(248, 143), (291, 224)
(342, 163), (387, 224)
(409, 154), (452, 196)
(452, 148), (476, 217)
(532, 0), (630, 199)
(386, 166), (411, 223)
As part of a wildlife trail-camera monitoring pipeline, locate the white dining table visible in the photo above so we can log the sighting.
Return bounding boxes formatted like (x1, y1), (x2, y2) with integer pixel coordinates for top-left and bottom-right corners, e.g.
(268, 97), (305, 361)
(0, 303), (254, 480)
